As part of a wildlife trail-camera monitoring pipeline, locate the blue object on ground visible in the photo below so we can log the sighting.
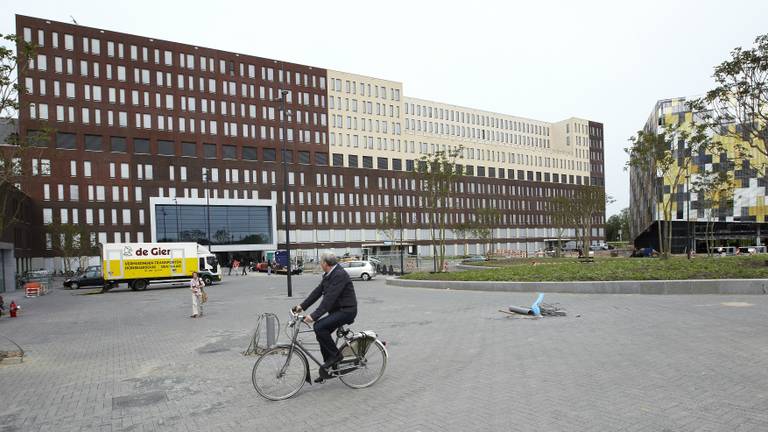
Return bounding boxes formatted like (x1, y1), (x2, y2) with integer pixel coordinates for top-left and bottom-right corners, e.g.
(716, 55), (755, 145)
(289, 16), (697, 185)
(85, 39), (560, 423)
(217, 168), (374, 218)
(531, 293), (545, 316)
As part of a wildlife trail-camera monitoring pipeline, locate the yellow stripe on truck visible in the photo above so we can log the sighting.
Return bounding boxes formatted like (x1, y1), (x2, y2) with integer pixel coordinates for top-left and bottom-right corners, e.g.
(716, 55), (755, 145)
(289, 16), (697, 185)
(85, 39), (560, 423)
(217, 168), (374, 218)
(102, 257), (199, 280)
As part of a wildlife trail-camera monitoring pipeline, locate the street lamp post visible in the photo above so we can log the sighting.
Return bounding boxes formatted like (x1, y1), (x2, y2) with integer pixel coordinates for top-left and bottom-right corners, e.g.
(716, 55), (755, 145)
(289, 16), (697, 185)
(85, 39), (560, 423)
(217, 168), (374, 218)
(276, 74), (293, 298)
(398, 204), (405, 275)
(173, 198), (180, 241)
(686, 173), (692, 257)
(203, 170), (211, 252)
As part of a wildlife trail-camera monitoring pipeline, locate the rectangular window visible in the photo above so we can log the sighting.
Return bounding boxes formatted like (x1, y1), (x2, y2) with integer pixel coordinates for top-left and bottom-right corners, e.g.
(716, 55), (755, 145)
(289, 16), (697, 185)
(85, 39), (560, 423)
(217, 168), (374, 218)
(243, 147), (257, 160)
(158, 140), (175, 156)
(110, 136), (127, 153)
(222, 145), (236, 160)
(298, 151), (310, 164)
(333, 153), (344, 167)
(362, 156), (373, 169)
(182, 142), (196, 157)
(348, 155), (358, 168)
(203, 143), (217, 159)
(316, 153), (328, 166)
(133, 138), (150, 154)
(263, 148), (276, 162)
(377, 157), (388, 170)
(55, 132), (76, 149)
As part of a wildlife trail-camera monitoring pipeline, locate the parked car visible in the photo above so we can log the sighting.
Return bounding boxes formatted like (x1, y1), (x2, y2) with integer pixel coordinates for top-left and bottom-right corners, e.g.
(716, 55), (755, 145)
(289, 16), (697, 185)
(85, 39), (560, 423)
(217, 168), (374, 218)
(64, 268), (105, 289)
(339, 261), (376, 281)
(20, 269), (52, 284)
(252, 262), (270, 272)
(463, 255), (487, 262)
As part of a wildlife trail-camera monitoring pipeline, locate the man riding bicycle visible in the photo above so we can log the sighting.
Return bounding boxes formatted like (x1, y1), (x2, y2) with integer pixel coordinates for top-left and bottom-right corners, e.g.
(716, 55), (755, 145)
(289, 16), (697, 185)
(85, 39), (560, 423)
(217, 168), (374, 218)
(293, 252), (357, 382)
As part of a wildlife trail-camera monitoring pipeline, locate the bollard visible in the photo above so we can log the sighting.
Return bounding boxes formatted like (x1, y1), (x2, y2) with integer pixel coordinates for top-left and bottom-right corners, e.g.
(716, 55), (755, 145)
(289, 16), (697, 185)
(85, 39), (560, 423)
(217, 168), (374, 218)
(266, 314), (277, 348)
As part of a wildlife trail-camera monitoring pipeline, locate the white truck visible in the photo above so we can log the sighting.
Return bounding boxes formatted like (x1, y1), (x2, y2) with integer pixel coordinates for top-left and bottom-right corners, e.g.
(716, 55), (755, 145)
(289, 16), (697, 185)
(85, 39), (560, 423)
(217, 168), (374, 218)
(100, 242), (221, 291)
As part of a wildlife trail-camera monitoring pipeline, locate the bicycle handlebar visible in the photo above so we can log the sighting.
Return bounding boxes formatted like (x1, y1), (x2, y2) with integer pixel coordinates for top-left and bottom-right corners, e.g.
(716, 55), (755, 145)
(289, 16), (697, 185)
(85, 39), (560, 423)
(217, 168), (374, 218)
(289, 308), (307, 326)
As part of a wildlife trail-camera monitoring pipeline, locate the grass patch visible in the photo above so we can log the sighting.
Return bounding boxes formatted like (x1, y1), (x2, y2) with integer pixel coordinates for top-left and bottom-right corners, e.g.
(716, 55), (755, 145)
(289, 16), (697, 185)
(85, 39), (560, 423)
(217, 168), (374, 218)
(403, 256), (768, 281)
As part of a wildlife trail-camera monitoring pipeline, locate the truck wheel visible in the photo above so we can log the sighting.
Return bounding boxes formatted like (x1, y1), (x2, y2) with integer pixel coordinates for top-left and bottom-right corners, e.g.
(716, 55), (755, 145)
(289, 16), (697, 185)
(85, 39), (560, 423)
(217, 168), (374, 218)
(202, 275), (212, 286)
(133, 279), (148, 291)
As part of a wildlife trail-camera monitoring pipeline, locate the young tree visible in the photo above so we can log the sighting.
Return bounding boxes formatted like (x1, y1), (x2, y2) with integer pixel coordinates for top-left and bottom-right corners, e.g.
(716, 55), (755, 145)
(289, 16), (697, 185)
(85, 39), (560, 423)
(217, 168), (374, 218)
(692, 171), (735, 256)
(413, 146), (464, 272)
(605, 208), (630, 242)
(626, 119), (714, 257)
(451, 222), (472, 257)
(550, 196), (573, 257)
(47, 223), (94, 273)
(697, 34), (768, 176)
(571, 186), (607, 256)
(0, 34), (47, 239)
(376, 212), (401, 244)
(472, 208), (501, 258)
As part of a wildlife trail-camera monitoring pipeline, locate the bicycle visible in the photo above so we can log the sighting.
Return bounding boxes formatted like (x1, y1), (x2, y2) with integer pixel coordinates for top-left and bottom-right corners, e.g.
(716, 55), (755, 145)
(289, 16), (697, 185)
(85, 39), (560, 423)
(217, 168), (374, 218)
(252, 309), (388, 400)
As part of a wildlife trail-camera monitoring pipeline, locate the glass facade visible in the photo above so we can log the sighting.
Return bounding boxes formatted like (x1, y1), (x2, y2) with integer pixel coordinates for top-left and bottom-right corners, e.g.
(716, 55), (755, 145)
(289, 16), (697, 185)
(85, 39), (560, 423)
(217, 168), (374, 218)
(155, 204), (272, 246)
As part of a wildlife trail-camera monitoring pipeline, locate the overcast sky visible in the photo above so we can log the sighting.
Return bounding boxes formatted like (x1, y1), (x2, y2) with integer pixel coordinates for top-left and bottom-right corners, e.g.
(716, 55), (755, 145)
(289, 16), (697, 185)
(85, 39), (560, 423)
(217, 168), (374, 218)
(5, 0), (768, 216)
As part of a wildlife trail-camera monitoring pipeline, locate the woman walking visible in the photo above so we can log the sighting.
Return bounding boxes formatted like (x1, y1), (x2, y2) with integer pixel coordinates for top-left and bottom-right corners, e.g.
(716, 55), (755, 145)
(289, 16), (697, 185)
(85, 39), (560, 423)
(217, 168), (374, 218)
(190, 272), (205, 318)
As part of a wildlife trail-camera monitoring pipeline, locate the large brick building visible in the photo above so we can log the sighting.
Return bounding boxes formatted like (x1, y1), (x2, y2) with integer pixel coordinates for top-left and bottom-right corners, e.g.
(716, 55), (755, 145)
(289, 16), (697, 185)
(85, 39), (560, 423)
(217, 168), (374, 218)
(15, 14), (605, 272)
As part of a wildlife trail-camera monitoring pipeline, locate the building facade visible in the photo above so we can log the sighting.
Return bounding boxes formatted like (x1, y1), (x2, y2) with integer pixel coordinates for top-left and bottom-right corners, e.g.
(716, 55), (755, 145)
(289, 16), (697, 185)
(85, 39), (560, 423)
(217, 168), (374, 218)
(15, 15), (605, 271)
(630, 97), (768, 252)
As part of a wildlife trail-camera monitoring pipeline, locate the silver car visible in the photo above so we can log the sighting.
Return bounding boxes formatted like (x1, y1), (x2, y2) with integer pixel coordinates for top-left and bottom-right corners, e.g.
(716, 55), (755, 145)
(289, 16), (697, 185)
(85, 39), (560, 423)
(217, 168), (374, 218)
(340, 261), (377, 281)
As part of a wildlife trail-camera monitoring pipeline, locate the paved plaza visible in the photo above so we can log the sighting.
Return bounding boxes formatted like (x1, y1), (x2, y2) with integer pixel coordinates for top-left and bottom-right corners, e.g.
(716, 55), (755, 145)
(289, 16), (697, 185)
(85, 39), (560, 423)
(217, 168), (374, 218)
(0, 272), (767, 431)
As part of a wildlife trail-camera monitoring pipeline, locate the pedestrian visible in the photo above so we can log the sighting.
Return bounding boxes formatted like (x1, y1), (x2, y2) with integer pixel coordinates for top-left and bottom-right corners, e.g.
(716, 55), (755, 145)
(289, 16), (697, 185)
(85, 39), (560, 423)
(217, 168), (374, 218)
(0, 295), (4, 317)
(228, 259), (234, 276)
(267, 260), (272, 275)
(233, 259), (240, 275)
(241, 260), (248, 276)
(190, 271), (205, 318)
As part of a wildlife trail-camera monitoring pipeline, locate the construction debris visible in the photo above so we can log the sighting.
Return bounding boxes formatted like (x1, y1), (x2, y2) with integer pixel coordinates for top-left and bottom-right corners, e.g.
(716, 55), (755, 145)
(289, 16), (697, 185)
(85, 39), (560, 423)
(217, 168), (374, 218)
(504, 293), (567, 317)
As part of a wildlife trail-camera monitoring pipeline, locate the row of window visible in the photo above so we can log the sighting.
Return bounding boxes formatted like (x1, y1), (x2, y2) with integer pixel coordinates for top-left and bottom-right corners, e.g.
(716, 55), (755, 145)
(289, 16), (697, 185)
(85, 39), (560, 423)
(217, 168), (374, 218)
(329, 135), (590, 173)
(29, 101), (328, 142)
(32, 131), (591, 183)
(22, 26), (326, 88)
(43, 206), (143, 226)
(330, 115), (401, 135)
(26, 74), (326, 121)
(404, 102), (550, 136)
(44, 230), (144, 251)
(405, 117), (551, 148)
(330, 78), (400, 101)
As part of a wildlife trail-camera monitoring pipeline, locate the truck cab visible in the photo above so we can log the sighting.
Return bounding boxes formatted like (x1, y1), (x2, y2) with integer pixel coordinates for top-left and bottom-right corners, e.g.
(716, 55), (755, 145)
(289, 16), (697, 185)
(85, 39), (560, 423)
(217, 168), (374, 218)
(197, 252), (221, 286)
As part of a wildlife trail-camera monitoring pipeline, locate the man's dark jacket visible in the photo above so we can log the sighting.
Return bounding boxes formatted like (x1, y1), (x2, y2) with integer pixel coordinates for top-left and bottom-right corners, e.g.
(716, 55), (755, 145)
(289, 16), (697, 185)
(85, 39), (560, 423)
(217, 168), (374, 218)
(300, 265), (357, 321)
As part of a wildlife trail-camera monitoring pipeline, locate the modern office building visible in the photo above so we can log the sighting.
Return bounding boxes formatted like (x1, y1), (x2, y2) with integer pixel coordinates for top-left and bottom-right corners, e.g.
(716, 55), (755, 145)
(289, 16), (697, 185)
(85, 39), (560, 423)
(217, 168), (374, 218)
(629, 96), (768, 252)
(14, 15), (605, 271)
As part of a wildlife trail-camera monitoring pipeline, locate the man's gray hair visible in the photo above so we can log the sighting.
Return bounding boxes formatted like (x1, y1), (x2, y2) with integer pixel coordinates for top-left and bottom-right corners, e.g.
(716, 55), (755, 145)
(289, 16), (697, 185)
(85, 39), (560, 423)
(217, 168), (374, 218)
(320, 252), (338, 266)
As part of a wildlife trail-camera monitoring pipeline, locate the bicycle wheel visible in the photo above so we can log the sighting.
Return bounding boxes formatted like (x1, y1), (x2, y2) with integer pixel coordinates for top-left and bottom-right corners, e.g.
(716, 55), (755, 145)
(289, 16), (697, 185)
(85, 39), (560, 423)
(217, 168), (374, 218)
(252, 346), (308, 400)
(339, 340), (387, 389)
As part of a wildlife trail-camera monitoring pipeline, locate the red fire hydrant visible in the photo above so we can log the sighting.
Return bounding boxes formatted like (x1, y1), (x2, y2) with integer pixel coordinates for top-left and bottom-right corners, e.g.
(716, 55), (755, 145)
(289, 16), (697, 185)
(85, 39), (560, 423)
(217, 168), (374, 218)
(9, 300), (19, 318)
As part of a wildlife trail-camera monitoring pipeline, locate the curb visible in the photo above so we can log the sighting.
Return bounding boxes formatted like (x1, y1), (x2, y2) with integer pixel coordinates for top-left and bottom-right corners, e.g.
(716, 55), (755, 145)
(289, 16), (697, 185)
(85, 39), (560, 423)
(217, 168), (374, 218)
(386, 277), (768, 295)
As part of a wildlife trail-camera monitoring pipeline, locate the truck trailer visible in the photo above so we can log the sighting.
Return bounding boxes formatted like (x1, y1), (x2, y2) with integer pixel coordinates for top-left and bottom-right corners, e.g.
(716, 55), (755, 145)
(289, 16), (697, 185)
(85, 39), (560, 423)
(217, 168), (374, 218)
(101, 242), (221, 291)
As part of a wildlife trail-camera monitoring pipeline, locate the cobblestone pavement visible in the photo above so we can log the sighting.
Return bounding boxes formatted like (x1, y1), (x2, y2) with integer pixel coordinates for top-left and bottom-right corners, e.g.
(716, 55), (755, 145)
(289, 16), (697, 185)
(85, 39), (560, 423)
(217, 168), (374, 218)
(0, 272), (767, 431)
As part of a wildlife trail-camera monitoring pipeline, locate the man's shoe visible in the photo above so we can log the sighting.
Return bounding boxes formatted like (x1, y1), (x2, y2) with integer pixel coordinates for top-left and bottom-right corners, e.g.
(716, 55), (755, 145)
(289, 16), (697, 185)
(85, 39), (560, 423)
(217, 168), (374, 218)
(314, 367), (332, 383)
(321, 352), (344, 370)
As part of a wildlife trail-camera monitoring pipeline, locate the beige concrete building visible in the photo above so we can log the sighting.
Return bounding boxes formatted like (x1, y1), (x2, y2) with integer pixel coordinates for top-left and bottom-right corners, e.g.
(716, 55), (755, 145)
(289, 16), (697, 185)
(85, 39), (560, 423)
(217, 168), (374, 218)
(327, 71), (596, 188)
